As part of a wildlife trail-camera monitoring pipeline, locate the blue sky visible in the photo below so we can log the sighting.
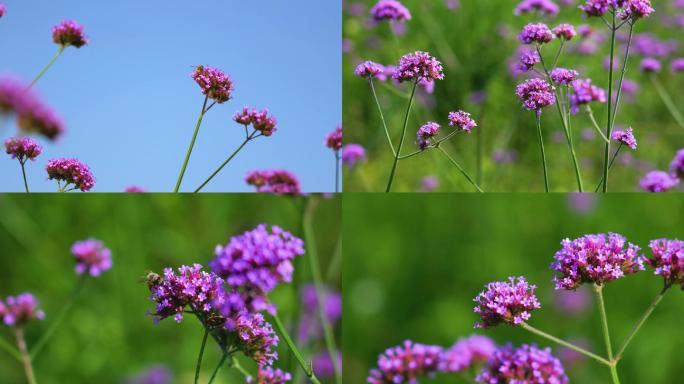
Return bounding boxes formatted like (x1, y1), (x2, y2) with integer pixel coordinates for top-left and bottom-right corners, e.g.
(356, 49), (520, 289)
(0, 0), (341, 192)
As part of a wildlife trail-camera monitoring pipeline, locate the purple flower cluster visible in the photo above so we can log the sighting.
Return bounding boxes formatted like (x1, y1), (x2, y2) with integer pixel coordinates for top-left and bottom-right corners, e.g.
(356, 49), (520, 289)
(370, 0), (412, 22)
(611, 127), (637, 149)
(192, 65), (234, 104)
(46, 158), (95, 192)
(416, 122), (440, 150)
(342, 144), (366, 167)
(580, 0), (654, 19)
(551, 233), (644, 290)
(640, 57), (661, 73)
(518, 48), (541, 72)
(670, 149), (684, 178)
(448, 110), (477, 132)
(640, 171), (679, 192)
(355, 61), (384, 79)
(4, 137), (42, 163)
(569, 78), (606, 113)
(394, 51), (444, 83)
(0, 293), (45, 327)
(298, 284), (342, 344)
(326, 125), (343, 151)
(579, 0), (614, 17)
(247, 366), (292, 384)
(514, 0), (560, 16)
(367, 340), (443, 384)
(234, 107), (278, 137)
(52, 20), (89, 48)
(516, 79), (556, 113)
(71, 238), (112, 277)
(235, 313), (280, 365)
(646, 239), (684, 289)
(620, 0), (655, 20)
(245, 170), (301, 195)
(0, 3), (5, 18)
(0, 77), (65, 140)
(126, 365), (173, 384)
(473, 276), (541, 328)
(553, 24), (577, 40)
(550, 68), (579, 85)
(125, 186), (147, 193)
(671, 58), (684, 73)
(475, 344), (569, 384)
(519, 23), (555, 45)
(439, 335), (496, 373)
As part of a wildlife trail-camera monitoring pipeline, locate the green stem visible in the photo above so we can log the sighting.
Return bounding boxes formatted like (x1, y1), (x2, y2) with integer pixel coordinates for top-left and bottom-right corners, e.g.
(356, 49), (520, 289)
(476, 112), (484, 186)
(437, 146), (483, 192)
(20, 161), (29, 193)
(602, 13), (617, 193)
(195, 328), (209, 384)
(610, 23), (635, 129)
(521, 323), (610, 365)
(175, 95), (209, 192)
(586, 106), (611, 143)
(369, 79), (396, 157)
(230, 357), (252, 379)
(270, 312), (322, 384)
(334, 151), (340, 193)
(303, 199), (341, 384)
(207, 353), (228, 384)
(615, 284), (671, 361)
(385, 80), (418, 192)
(0, 335), (22, 362)
(15, 328), (37, 384)
(594, 284), (620, 384)
(650, 75), (684, 129)
(28, 46), (65, 89)
(595, 144), (623, 192)
(535, 113), (549, 192)
(194, 137), (251, 192)
(561, 94), (584, 192)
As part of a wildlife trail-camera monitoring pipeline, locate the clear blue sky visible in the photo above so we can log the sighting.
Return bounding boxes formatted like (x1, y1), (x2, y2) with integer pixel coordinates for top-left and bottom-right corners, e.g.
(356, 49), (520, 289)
(0, 0), (341, 192)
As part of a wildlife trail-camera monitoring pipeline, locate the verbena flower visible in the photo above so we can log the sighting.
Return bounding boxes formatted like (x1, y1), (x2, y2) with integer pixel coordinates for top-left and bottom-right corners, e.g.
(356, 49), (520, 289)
(342, 144), (366, 168)
(569, 78), (606, 114)
(514, 0), (560, 16)
(448, 110), (477, 132)
(192, 65), (234, 104)
(518, 48), (541, 72)
(245, 170), (301, 195)
(420, 176), (439, 192)
(551, 233), (644, 290)
(640, 57), (662, 73)
(393, 51), (444, 83)
(355, 61), (384, 79)
(298, 284), (342, 344)
(0, 3), (5, 18)
(579, 0), (612, 17)
(519, 23), (555, 45)
(620, 0), (655, 20)
(4, 137), (42, 163)
(370, 0), (412, 22)
(235, 313), (279, 365)
(550, 68), (579, 85)
(234, 107), (277, 136)
(671, 58), (684, 73)
(247, 365), (292, 384)
(439, 335), (496, 373)
(475, 344), (569, 384)
(553, 24), (577, 40)
(0, 77), (65, 140)
(367, 340), (443, 384)
(326, 125), (343, 151)
(515, 78), (556, 113)
(611, 127), (637, 149)
(640, 171), (679, 192)
(0, 293), (45, 327)
(46, 158), (95, 192)
(0, 77), (27, 114)
(125, 186), (147, 193)
(126, 365), (173, 384)
(669, 149), (684, 178)
(473, 276), (541, 328)
(416, 122), (440, 150)
(646, 239), (684, 289)
(71, 238), (112, 277)
(52, 20), (89, 48)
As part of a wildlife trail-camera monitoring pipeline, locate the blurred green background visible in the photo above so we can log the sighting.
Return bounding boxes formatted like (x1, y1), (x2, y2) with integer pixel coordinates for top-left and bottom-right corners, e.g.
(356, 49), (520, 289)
(343, 0), (684, 192)
(343, 193), (684, 383)
(0, 194), (340, 384)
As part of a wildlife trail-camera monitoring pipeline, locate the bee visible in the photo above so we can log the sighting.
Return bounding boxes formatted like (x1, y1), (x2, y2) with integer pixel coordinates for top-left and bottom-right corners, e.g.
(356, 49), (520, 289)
(140, 271), (162, 290)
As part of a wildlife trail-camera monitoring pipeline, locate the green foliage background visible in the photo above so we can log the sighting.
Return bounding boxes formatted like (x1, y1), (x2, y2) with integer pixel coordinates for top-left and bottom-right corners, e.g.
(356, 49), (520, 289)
(0, 194), (341, 384)
(343, 0), (684, 192)
(343, 194), (684, 383)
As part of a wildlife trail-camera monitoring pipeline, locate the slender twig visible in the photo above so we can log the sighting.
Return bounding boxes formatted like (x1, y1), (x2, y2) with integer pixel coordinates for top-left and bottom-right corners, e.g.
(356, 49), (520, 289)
(14, 328), (37, 384)
(207, 353), (228, 384)
(437, 146), (483, 192)
(535, 113), (549, 192)
(610, 23), (635, 129)
(195, 328), (209, 384)
(594, 284), (620, 384)
(521, 323), (610, 365)
(602, 13), (617, 193)
(20, 161), (30, 193)
(650, 75), (684, 129)
(0, 335), (22, 362)
(193, 135), (253, 193)
(230, 357), (253, 379)
(175, 95), (209, 192)
(551, 41), (565, 69)
(385, 80), (418, 192)
(270, 312), (322, 384)
(595, 144), (623, 192)
(585, 106), (611, 143)
(28, 46), (65, 89)
(369, 79), (396, 156)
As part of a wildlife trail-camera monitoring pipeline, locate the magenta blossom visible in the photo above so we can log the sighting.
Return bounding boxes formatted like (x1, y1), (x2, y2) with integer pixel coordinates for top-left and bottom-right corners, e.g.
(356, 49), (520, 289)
(342, 144), (366, 168)
(326, 125), (343, 151)
(234, 107), (277, 136)
(569, 78), (606, 114)
(394, 51), (444, 83)
(0, 293), (45, 327)
(611, 127), (637, 149)
(370, 0), (412, 22)
(192, 65), (234, 103)
(5, 137), (42, 163)
(669, 149), (684, 178)
(71, 238), (112, 277)
(640, 57), (662, 73)
(448, 111), (477, 132)
(476, 344), (568, 384)
(519, 23), (555, 45)
(640, 171), (679, 192)
(416, 122), (440, 150)
(245, 170), (301, 195)
(355, 61), (384, 79)
(474, 276), (541, 328)
(247, 366), (292, 384)
(367, 340), (443, 384)
(514, 0), (560, 16)
(46, 158), (95, 192)
(553, 24), (577, 40)
(647, 239), (684, 289)
(0, 3), (5, 18)
(550, 68), (579, 85)
(439, 334), (496, 373)
(52, 20), (89, 48)
(516, 78), (556, 113)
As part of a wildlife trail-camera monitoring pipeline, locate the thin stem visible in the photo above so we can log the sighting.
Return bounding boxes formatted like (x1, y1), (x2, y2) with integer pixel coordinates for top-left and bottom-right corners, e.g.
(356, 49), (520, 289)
(30, 276), (86, 359)
(521, 323), (610, 365)
(615, 284), (671, 361)
(28, 46), (65, 89)
(207, 353), (228, 384)
(193, 137), (251, 192)
(535, 113), (549, 192)
(610, 23), (635, 129)
(398, 149), (425, 160)
(602, 13), (617, 193)
(595, 144), (623, 192)
(230, 357), (252, 379)
(594, 284), (620, 384)
(334, 151), (340, 193)
(551, 40), (565, 69)
(303, 199), (341, 384)
(437, 146), (483, 193)
(369, 79), (396, 157)
(175, 95), (209, 192)
(585, 106), (611, 143)
(195, 328), (209, 384)
(650, 75), (684, 129)
(270, 312), (322, 384)
(0, 335), (22, 362)
(385, 80), (418, 192)
(560, 93), (583, 192)
(20, 161), (29, 193)
(14, 328), (37, 384)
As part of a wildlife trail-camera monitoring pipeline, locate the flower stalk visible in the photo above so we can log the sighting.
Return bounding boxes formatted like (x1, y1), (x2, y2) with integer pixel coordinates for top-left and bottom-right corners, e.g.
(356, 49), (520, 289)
(175, 95), (209, 192)
(385, 80), (418, 192)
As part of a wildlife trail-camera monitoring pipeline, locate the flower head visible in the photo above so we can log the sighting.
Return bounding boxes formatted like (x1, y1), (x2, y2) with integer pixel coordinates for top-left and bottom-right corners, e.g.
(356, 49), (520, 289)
(669, 149), (684, 178)
(245, 170), (301, 195)
(579, 0), (612, 17)
(233, 107), (277, 136)
(393, 51), (444, 83)
(439, 335), (496, 373)
(367, 340), (443, 384)
(355, 61), (384, 79)
(0, 293), (45, 327)
(569, 78), (606, 114)
(247, 366), (292, 384)
(550, 68), (579, 85)
(4, 137), (42, 163)
(370, 0), (412, 22)
(611, 127), (637, 149)
(125, 186), (147, 193)
(313, 351), (342, 379)
(235, 313), (279, 365)
(518, 48), (541, 72)
(192, 65), (234, 104)
(448, 110), (477, 132)
(640, 57), (661, 73)
(646, 239), (684, 289)
(298, 284), (342, 343)
(473, 276), (541, 328)
(621, 0), (654, 20)
(640, 171), (679, 192)
(52, 20), (89, 48)
(0, 3), (5, 18)
(515, 78), (556, 113)
(476, 344), (568, 384)
(514, 0), (560, 16)
(671, 58), (684, 73)
(342, 144), (366, 168)
(326, 125), (343, 151)
(519, 23), (555, 45)
(551, 233), (644, 290)
(71, 238), (112, 277)
(416, 121), (440, 150)
(46, 158), (95, 192)
(17, 101), (65, 141)
(553, 24), (577, 40)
